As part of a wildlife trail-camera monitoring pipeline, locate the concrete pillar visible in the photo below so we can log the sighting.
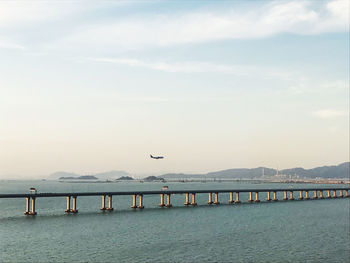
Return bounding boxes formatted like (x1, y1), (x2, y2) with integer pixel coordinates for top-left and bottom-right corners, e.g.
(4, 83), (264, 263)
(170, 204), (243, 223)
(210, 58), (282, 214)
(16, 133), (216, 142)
(235, 192), (241, 203)
(159, 194), (165, 207)
(283, 191), (288, 201)
(106, 195), (113, 211)
(248, 192), (253, 202)
(266, 192), (271, 201)
(332, 190), (337, 198)
(191, 193), (197, 206)
(299, 191), (303, 200)
(327, 190), (331, 198)
(229, 192), (234, 204)
(273, 191), (278, 201)
(305, 191), (310, 200)
(184, 193), (190, 206)
(24, 197), (30, 215)
(345, 190), (349, 198)
(29, 197), (37, 215)
(100, 195), (106, 210)
(313, 190), (318, 199)
(319, 191), (324, 199)
(165, 194), (172, 208)
(214, 192), (220, 205)
(65, 196), (71, 213)
(138, 194), (144, 209)
(71, 196), (78, 213)
(254, 192), (260, 202)
(131, 194), (137, 209)
(289, 191), (294, 201)
(339, 190), (343, 198)
(208, 193), (213, 205)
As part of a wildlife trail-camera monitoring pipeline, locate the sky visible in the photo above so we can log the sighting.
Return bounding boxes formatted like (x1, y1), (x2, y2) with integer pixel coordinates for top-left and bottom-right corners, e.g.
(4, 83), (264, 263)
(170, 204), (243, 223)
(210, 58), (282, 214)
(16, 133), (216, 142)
(0, 0), (349, 178)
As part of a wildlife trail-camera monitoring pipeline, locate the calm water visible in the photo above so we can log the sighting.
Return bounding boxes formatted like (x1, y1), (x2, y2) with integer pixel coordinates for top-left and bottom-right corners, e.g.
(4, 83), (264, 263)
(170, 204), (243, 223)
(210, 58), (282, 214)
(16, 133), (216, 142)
(0, 181), (349, 262)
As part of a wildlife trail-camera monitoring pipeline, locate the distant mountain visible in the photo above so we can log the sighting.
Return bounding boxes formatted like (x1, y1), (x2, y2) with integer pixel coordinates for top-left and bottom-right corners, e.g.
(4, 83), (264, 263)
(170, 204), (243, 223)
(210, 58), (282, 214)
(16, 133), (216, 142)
(116, 176), (134, 181)
(144, 176), (164, 181)
(49, 170), (130, 180)
(59, 175), (98, 180)
(160, 162), (349, 180)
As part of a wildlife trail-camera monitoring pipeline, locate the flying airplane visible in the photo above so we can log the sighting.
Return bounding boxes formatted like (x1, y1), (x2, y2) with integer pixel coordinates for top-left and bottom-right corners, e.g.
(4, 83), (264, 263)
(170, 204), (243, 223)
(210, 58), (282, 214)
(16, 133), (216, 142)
(150, 154), (164, 159)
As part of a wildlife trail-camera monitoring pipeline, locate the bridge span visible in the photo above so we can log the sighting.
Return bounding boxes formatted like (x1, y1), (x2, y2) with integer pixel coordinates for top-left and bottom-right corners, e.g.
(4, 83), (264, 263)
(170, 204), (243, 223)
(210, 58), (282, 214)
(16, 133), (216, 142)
(0, 187), (348, 216)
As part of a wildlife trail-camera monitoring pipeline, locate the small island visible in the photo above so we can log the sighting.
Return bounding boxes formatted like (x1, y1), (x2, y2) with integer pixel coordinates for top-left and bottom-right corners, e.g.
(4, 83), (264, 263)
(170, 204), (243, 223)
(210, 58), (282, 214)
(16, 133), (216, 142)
(143, 176), (165, 181)
(59, 175), (98, 180)
(116, 176), (134, 181)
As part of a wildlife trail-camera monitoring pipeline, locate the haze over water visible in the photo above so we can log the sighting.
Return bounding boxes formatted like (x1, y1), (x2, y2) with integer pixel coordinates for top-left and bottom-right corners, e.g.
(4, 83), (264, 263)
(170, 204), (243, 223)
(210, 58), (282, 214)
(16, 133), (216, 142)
(1, 181), (349, 262)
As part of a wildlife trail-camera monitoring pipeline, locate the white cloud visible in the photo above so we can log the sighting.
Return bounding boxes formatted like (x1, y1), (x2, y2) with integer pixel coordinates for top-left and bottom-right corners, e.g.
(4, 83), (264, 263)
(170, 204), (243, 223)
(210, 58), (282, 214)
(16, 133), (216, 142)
(53, 0), (349, 51)
(87, 57), (292, 80)
(312, 109), (348, 118)
(0, 37), (25, 50)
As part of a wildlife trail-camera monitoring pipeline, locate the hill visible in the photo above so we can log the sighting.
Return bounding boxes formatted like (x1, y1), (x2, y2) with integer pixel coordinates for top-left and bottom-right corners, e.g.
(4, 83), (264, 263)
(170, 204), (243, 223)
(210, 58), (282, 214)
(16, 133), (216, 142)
(49, 170), (130, 180)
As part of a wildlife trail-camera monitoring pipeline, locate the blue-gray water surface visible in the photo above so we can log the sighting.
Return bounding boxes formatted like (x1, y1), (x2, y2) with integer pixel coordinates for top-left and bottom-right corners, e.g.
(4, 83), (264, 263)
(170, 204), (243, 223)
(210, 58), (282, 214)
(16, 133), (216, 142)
(0, 181), (349, 262)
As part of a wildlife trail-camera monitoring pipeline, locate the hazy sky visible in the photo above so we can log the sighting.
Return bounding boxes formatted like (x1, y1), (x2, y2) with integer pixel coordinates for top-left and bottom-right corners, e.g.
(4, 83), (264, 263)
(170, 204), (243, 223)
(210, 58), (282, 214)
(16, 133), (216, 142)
(0, 0), (349, 178)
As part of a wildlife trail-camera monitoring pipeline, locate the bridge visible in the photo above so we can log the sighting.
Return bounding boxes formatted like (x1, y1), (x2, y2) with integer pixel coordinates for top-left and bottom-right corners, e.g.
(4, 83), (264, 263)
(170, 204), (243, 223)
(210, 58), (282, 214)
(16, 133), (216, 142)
(0, 187), (349, 216)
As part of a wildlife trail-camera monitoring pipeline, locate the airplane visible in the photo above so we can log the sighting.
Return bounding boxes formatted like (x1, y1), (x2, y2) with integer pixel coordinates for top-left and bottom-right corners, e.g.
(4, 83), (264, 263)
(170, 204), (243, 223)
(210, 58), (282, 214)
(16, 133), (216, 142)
(150, 154), (164, 159)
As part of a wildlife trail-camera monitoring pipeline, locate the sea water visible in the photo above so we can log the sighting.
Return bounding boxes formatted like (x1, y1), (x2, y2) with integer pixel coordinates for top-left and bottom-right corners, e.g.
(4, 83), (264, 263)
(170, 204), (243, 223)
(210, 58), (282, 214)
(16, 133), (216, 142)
(0, 181), (349, 262)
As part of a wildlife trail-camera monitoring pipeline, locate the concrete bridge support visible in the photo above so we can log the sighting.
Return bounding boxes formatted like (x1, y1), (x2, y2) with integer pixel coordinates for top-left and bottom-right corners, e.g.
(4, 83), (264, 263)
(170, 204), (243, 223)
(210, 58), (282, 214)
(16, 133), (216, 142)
(184, 193), (190, 206)
(131, 194), (137, 209)
(319, 191), (324, 199)
(266, 192), (271, 201)
(65, 196), (71, 213)
(299, 191), (303, 200)
(235, 192), (241, 203)
(214, 193), (220, 205)
(289, 191), (294, 201)
(106, 195), (113, 211)
(229, 192), (234, 204)
(138, 194), (144, 209)
(313, 190), (318, 199)
(24, 197), (30, 215)
(29, 197), (37, 215)
(254, 192), (260, 202)
(165, 194), (172, 207)
(283, 191), (288, 201)
(305, 191), (310, 200)
(332, 190), (337, 198)
(159, 194), (165, 207)
(191, 193), (197, 206)
(208, 193), (213, 205)
(273, 191), (278, 201)
(71, 196), (78, 213)
(327, 190), (331, 198)
(100, 195), (106, 211)
(345, 190), (349, 198)
(248, 192), (253, 202)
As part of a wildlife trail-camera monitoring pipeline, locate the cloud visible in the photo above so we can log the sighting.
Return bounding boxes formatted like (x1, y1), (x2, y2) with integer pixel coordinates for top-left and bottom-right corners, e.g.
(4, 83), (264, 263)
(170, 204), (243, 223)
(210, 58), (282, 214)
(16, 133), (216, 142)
(86, 57), (292, 80)
(312, 109), (348, 118)
(54, 0), (349, 51)
(0, 37), (25, 50)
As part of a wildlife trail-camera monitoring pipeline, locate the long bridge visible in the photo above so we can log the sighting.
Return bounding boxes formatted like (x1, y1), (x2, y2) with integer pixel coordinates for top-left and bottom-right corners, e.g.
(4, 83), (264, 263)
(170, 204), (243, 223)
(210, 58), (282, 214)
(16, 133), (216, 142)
(0, 187), (349, 216)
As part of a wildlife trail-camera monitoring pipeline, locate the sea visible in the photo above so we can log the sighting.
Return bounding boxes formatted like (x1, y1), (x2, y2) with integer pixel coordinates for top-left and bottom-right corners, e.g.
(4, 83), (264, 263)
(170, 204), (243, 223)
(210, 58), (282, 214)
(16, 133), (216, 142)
(0, 180), (349, 262)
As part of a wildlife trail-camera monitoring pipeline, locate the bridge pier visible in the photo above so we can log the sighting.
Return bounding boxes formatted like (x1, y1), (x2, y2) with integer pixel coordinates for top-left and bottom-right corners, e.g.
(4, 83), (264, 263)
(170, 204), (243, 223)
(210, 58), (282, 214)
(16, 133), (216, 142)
(229, 192), (234, 204)
(214, 192), (220, 205)
(165, 194), (172, 207)
(159, 194), (165, 207)
(131, 194), (137, 209)
(254, 192), (260, 202)
(266, 192), (271, 201)
(71, 196), (78, 213)
(313, 190), (318, 199)
(248, 192), (253, 202)
(289, 191), (294, 201)
(332, 190), (337, 198)
(184, 193), (190, 206)
(305, 191), (310, 200)
(273, 191), (278, 201)
(208, 193), (213, 204)
(29, 197), (37, 215)
(339, 190), (343, 198)
(65, 196), (71, 213)
(235, 192), (241, 203)
(327, 190), (331, 198)
(283, 191), (288, 201)
(24, 197), (30, 215)
(106, 195), (113, 211)
(100, 195), (106, 211)
(345, 190), (349, 198)
(299, 190), (303, 200)
(138, 194), (144, 209)
(191, 193), (197, 206)
(319, 191), (324, 199)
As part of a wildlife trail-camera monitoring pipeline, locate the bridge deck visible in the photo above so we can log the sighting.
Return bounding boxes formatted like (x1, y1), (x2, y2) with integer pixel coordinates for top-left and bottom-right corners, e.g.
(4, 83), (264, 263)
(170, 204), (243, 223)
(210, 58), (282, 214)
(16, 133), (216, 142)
(0, 187), (349, 198)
